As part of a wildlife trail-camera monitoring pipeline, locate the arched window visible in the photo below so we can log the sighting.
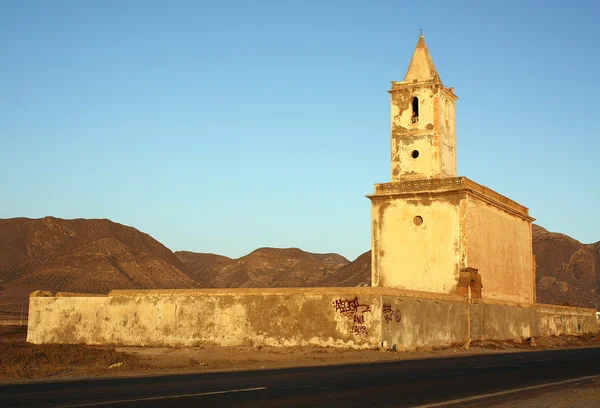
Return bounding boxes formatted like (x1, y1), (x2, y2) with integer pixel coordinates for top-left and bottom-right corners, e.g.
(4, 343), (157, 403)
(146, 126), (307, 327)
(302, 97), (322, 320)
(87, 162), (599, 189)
(411, 97), (419, 124)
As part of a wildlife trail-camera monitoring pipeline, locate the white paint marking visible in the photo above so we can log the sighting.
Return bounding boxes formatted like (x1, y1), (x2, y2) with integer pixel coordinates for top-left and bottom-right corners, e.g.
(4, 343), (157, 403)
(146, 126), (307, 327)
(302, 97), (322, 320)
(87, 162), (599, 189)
(410, 374), (600, 408)
(58, 386), (267, 407)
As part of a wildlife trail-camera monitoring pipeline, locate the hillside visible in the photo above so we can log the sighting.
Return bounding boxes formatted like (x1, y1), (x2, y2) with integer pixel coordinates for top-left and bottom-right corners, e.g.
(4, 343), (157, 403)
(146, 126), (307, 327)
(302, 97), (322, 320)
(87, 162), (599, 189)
(533, 225), (600, 307)
(175, 247), (348, 288)
(319, 250), (371, 287)
(0, 217), (200, 318)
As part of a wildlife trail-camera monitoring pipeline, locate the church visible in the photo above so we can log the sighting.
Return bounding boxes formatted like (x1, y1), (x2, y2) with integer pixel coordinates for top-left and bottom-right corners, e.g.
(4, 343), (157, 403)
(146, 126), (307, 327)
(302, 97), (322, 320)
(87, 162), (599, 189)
(369, 33), (535, 305)
(26, 34), (597, 350)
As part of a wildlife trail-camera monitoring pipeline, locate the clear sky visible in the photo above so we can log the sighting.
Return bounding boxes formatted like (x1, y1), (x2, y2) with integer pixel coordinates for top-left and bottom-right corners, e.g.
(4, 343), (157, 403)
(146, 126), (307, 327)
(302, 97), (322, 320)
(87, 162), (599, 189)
(1, 1), (599, 261)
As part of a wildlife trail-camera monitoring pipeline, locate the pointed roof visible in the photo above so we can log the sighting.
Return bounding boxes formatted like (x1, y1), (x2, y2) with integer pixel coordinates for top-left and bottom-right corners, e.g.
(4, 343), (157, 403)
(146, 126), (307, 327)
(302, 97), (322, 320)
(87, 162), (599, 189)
(403, 34), (440, 83)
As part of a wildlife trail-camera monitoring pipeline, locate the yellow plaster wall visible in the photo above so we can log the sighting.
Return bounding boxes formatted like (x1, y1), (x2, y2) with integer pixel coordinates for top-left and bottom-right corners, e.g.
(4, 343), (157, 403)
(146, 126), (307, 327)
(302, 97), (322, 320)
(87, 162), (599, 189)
(440, 137), (455, 176)
(27, 290), (383, 349)
(439, 93), (456, 176)
(381, 295), (467, 350)
(391, 136), (435, 177)
(463, 196), (534, 304)
(372, 196), (461, 293)
(26, 289), (597, 349)
(391, 87), (437, 134)
(391, 87), (438, 181)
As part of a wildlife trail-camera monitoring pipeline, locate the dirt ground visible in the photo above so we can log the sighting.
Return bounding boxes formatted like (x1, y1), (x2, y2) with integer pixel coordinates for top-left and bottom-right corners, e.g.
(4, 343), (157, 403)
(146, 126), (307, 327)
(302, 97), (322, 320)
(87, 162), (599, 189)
(2, 325), (600, 384)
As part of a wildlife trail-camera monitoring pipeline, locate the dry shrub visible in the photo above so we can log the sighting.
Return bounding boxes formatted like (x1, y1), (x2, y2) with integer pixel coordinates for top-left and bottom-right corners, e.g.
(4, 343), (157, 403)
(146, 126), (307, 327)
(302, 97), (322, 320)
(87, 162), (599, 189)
(0, 342), (144, 381)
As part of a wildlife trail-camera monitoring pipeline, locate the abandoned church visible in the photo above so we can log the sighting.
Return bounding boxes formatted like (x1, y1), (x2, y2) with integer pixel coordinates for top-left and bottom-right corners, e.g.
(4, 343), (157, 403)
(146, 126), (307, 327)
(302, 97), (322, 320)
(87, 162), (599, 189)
(27, 34), (597, 350)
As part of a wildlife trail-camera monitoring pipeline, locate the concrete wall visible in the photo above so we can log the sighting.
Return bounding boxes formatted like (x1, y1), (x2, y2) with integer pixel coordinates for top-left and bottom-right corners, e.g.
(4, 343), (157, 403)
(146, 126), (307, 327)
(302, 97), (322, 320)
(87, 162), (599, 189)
(381, 294), (468, 351)
(463, 195), (535, 304)
(371, 194), (461, 294)
(471, 300), (597, 341)
(28, 288), (472, 351)
(27, 288), (383, 349)
(535, 304), (597, 337)
(28, 288), (595, 351)
(470, 301), (536, 341)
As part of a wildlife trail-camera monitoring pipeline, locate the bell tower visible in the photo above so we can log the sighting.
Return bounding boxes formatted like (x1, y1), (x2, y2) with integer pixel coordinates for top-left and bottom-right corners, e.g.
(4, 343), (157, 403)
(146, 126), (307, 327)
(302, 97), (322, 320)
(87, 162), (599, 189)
(390, 33), (458, 181)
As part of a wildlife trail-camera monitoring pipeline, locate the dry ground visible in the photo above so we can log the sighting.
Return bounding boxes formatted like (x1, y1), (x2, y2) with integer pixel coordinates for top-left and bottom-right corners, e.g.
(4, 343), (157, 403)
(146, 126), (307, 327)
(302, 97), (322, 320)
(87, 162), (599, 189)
(2, 325), (600, 383)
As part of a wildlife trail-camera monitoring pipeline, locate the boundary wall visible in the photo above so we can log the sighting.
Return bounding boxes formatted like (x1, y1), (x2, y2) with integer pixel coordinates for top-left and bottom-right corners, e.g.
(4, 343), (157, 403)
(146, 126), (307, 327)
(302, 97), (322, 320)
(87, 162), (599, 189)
(27, 288), (597, 350)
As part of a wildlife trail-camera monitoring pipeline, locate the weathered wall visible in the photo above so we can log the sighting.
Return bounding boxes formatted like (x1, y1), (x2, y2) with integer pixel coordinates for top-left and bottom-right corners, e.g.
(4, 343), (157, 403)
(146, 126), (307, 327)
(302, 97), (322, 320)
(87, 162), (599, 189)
(381, 294), (467, 351)
(371, 194), (461, 294)
(470, 301), (536, 341)
(389, 83), (457, 181)
(535, 304), (597, 337)
(370, 179), (535, 304)
(27, 288), (383, 349)
(471, 300), (597, 341)
(463, 195), (534, 304)
(28, 288), (469, 351)
(27, 289), (597, 351)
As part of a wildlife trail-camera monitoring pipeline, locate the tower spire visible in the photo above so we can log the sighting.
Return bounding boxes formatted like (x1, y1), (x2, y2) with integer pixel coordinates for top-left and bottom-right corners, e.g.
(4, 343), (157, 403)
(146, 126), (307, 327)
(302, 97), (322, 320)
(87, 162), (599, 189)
(403, 33), (440, 83)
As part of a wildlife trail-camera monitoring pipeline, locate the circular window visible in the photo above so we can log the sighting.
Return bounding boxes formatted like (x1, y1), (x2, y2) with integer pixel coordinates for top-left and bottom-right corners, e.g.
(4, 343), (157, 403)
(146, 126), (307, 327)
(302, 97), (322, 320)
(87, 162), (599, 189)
(413, 216), (423, 226)
(411, 150), (419, 159)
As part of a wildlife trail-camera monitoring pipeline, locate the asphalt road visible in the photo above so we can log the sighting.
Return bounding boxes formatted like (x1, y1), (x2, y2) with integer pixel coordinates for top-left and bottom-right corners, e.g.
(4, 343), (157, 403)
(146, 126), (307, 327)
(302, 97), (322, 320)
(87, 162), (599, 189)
(2, 347), (600, 407)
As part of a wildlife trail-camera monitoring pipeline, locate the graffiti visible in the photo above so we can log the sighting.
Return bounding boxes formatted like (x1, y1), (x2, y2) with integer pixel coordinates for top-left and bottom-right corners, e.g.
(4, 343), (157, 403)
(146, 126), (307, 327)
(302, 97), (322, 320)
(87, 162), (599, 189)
(333, 297), (371, 336)
(383, 303), (401, 324)
(333, 297), (371, 316)
(217, 304), (247, 331)
(350, 324), (368, 336)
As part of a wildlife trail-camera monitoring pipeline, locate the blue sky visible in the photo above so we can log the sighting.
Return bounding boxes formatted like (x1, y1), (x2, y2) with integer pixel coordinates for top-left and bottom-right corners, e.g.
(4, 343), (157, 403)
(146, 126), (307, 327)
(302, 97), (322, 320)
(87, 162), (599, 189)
(1, 0), (598, 260)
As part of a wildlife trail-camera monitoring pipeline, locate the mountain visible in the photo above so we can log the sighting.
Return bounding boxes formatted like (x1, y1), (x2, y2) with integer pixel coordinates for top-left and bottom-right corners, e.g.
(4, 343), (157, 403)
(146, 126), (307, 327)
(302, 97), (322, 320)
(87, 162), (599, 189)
(175, 247), (348, 288)
(0, 217), (200, 318)
(319, 251), (371, 287)
(174, 251), (233, 286)
(533, 225), (600, 308)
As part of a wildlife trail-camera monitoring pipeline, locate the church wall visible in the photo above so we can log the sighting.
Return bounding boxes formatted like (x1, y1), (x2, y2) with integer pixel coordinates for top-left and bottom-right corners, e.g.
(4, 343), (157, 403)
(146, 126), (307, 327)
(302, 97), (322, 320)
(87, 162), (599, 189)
(438, 92), (457, 177)
(462, 195), (534, 304)
(391, 87), (436, 137)
(440, 136), (455, 176)
(390, 86), (448, 181)
(371, 194), (461, 294)
(391, 134), (435, 179)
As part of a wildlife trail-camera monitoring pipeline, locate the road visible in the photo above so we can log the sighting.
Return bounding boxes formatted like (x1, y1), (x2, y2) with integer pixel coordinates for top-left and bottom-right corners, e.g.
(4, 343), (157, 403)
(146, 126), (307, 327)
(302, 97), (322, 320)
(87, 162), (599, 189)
(2, 347), (600, 407)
